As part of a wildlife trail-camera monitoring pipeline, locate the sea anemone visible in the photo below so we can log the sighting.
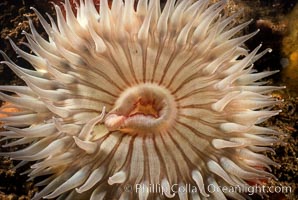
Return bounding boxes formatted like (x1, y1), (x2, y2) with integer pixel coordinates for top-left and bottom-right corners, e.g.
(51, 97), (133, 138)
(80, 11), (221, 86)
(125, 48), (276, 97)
(0, 0), (283, 199)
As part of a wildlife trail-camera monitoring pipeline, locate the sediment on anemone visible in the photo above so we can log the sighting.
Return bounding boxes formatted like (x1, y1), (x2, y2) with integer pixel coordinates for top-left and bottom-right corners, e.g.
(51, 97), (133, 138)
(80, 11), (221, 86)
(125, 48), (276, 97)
(0, 0), (284, 199)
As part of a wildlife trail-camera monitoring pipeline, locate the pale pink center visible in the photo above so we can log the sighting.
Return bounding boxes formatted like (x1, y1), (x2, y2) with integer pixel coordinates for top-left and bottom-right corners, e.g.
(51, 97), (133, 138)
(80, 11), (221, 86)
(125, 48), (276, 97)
(104, 83), (177, 134)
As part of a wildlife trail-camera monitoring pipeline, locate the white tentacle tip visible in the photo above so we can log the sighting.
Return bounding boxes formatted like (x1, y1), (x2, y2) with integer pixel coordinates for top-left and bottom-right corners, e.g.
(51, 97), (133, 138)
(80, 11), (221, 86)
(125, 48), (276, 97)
(75, 188), (83, 194)
(108, 171), (126, 185)
(73, 136), (97, 154)
(161, 179), (175, 198)
(191, 170), (210, 197)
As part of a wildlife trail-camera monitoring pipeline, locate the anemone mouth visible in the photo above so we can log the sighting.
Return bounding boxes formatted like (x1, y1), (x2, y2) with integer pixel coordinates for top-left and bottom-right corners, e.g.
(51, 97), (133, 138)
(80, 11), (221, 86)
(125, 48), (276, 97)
(104, 83), (177, 134)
